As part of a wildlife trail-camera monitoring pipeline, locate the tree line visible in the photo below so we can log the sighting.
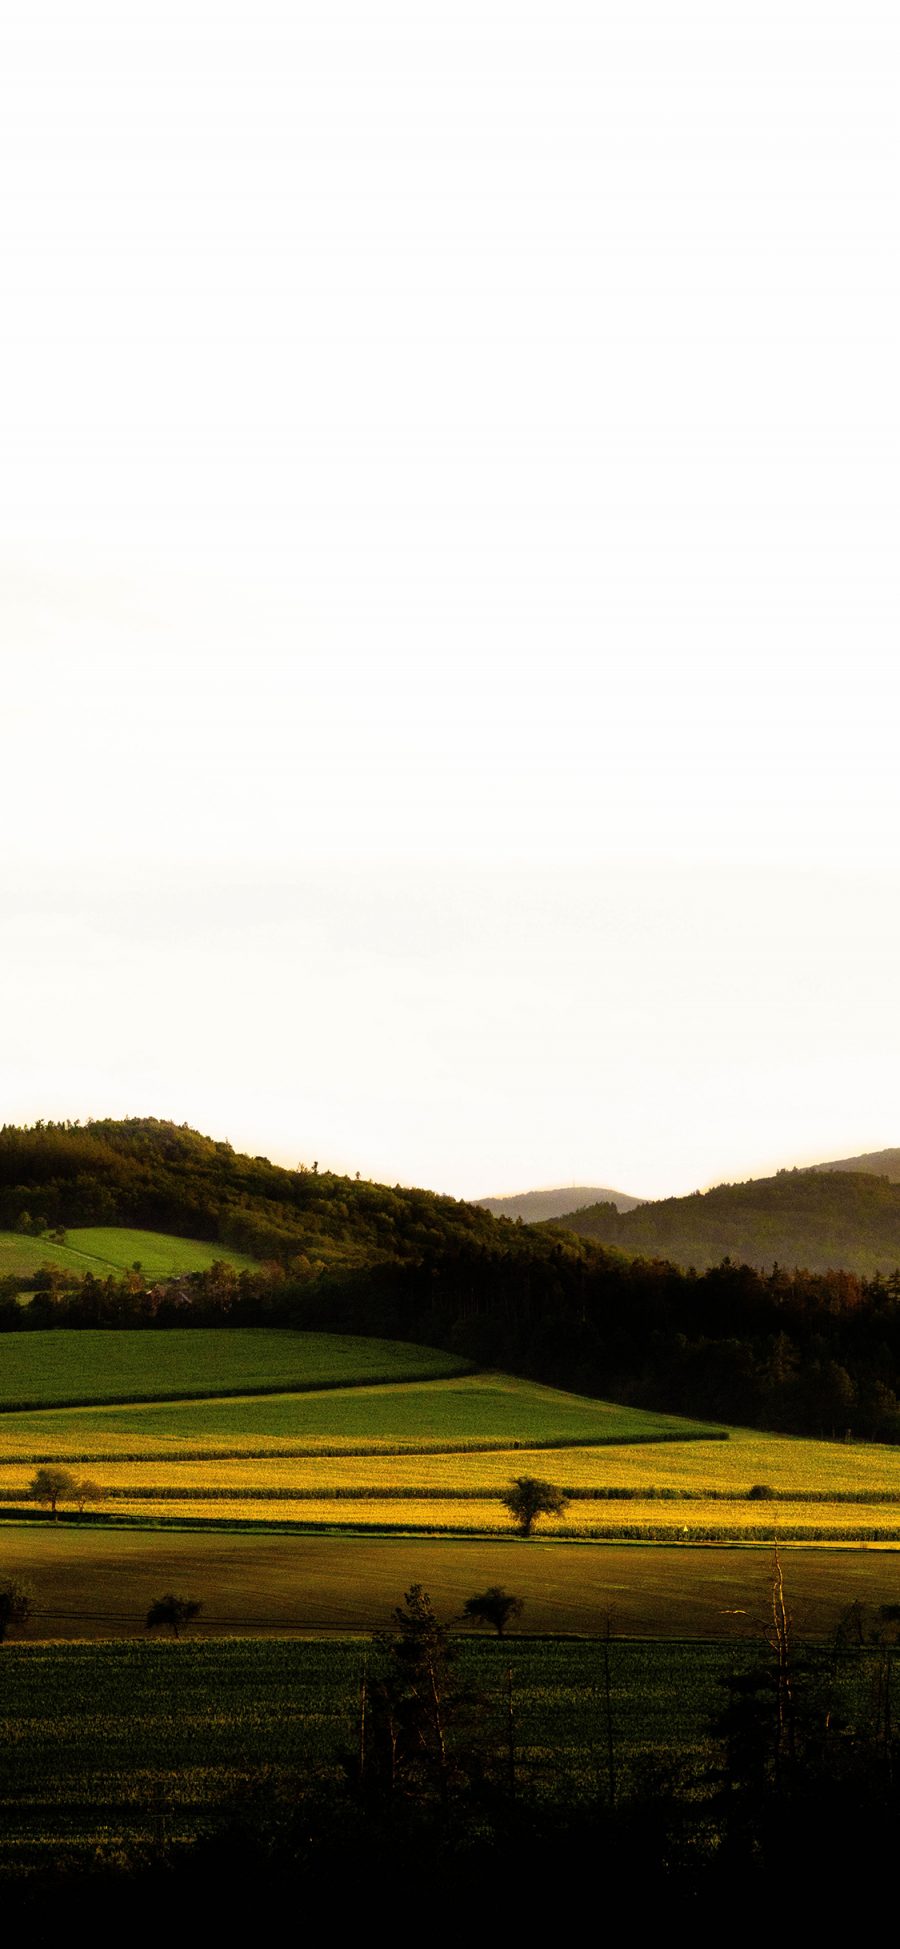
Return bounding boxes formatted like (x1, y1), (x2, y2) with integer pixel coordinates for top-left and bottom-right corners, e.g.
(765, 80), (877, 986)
(6, 1120), (900, 1440)
(5, 1243), (900, 1441)
(0, 1116), (510, 1267)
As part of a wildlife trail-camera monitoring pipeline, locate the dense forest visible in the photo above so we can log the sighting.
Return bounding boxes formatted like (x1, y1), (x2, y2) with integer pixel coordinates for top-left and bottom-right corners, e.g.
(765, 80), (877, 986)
(555, 1167), (900, 1275)
(5, 1119), (900, 1441)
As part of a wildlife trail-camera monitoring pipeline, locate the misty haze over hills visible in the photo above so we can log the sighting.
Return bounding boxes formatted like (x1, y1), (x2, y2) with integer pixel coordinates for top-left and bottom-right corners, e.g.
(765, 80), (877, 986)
(476, 1186), (642, 1222)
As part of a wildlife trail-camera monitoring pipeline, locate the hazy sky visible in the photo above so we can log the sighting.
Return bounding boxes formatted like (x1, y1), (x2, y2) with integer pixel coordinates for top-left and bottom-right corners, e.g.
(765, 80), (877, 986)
(2, 2), (899, 1200)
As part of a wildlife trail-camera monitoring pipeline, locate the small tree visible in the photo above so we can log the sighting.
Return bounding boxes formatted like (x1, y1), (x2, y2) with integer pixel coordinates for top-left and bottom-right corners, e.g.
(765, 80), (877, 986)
(74, 1478), (105, 1513)
(146, 1593), (202, 1638)
(501, 1475), (569, 1537)
(0, 1577), (34, 1643)
(365, 1584), (460, 1805)
(461, 1587), (524, 1637)
(30, 1465), (78, 1519)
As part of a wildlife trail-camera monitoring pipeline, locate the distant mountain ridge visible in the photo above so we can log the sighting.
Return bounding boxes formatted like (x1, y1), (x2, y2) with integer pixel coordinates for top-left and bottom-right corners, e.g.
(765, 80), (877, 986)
(8, 1120), (900, 1442)
(476, 1186), (642, 1222)
(807, 1148), (900, 1183)
(553, 1161), (900, 1276)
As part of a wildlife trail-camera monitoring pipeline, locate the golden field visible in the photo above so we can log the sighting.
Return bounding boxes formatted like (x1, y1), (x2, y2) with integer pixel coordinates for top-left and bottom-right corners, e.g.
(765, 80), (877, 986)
(5, 1423), (900, 1539)
(2, 1427), (900, 1497)
(3, 1351), (899, 1541)
(5, 1493), (900, 1538)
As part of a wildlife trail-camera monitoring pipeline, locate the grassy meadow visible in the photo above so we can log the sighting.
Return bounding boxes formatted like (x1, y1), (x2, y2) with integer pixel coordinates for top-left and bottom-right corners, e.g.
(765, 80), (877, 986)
(0, 1635), (777, 1859)
(6, 1527), (900, 1639)
(0, 1328), (470, 1411)
(0, 1227), (261, 1280)
(0, 1364), (718, 1449)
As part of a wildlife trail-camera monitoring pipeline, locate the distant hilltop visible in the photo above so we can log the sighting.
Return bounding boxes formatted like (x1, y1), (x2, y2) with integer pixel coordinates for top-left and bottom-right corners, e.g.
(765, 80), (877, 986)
(476, 1186), (642, 1222)
(552, 1153), (900, 1276)
(807, 1148), (900, 1183)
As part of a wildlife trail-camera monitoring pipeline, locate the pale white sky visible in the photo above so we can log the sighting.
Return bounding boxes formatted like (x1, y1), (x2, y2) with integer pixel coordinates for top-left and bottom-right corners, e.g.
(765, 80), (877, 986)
(2, 3), (899, 1200)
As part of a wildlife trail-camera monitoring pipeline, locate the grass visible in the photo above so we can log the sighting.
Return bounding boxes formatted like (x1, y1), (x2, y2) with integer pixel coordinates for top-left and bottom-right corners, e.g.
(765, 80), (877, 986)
(2, 1314), (897, 1865)
(0, 1367), (719, 1444)
(0, 1629), (892, 1866)
(0, 1329), (471, 1412)
(1, 1322), (896, 1543)
(0, 1227), (261, 1279)
(0, 1637), (755, 1856)
(0, 1353), (895, 1539)
(7, 1526), (900, 1639)
(5, 1449), (900, 1541)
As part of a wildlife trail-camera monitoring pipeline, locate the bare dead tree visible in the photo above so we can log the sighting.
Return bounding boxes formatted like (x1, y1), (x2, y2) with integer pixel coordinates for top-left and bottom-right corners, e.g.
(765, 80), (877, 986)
(506, 1663), (516, 1800)
(601, 1606), (617, 1806)
(358, 1656), (368, 1789)
(765, 1541), (795, 1774)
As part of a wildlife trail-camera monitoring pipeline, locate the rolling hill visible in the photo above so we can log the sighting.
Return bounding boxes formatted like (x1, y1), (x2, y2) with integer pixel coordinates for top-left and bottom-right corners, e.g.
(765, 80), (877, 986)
(475, 1186), (641, 1221)
(0, 1227), (260, 1282)
(7, 1119), (900, 1443)
(0, 1117), (524, 1271)
(809, 1147), (900, 1182)
(553, 1167), (900, 1275)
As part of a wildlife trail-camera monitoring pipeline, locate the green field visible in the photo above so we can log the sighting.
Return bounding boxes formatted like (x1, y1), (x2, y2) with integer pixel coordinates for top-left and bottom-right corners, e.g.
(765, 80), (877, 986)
(5, 1527), (900, 1639)
(0, 1227), (261, 1280)
(0, 1631), (885, 1863)
(0, 1368), (717, 1449)
(3, 1325), (897, 1545)
(1, 1325), (896, 1541)
(0, 1329), (470, 1412)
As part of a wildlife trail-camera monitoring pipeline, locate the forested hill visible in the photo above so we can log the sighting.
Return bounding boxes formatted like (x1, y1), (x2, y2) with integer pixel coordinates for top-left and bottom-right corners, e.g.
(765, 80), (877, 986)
(553, 1169), (900, 1276)
(0, 1118), (525, 1268)
(809, 1147), (900, 1182)
(7, 1122), (900, 1440)
(476, 1186), (641, 1221)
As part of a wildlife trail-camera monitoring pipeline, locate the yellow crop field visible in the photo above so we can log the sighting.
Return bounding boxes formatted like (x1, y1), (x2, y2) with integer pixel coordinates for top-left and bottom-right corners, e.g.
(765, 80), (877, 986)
(2, 1427), (899, 1498)
(4, 1429), (900, 1540)
(0, 1427), (336, 1461)
(10, 1492), (900, 1538)
(3, 1337), (898, 1543)
(584, 1429), (900, 1498)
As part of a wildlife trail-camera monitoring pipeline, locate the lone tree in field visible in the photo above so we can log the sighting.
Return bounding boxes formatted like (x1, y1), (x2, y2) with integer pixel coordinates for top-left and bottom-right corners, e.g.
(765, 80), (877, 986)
(146, 1593), (202, 1638)
(30, 1465), (78, 1519)
(365, 1584), (462, 1806)
(461, 1587), (524, 1637)
(74, 1478), (106, 1513)
(502, 1475), (569, 1538)
(0, 1578), (34, 1643)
